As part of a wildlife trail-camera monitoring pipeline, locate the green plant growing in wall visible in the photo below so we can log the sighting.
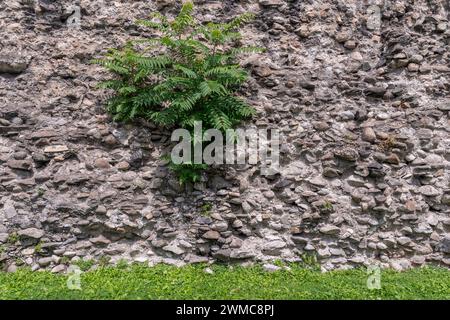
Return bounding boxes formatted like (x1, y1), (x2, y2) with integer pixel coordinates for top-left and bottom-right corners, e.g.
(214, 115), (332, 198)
(93, 1), (262, 184)
(300, 253), (320, 271)
(75, 259), (96, 272)
(7, 232), (19, 244)
(37, 187), (46, 197)
(98, 255), (111, 267)
(322, 200), (334, 213)
(200, 202), (213, 216)
(59, 256), (70, 265)
(34, 242), (43, 254)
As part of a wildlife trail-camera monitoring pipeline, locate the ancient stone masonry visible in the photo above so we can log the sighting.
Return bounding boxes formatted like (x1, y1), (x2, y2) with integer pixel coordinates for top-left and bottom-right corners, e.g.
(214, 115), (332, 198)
(0, 0), (449, 272)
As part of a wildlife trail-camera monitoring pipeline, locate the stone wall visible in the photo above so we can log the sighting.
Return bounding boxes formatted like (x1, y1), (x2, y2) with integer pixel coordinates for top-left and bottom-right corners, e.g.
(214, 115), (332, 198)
(0, 0), (449, 272)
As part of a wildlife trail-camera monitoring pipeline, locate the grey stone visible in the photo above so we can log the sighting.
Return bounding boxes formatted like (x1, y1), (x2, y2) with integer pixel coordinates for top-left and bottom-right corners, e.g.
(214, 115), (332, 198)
(3, 200), (17, 219)
(7, 264), (17, 273)
(319, 225), (340, 235)
(362, 127), (376, 142)
(163, 244), (185, 256)
(7, 159), (32, 171)
(263, 263), (282, 272)
(0, 54), (28, 74)
(38, 257), (53, 267)
(259, 0), (284, 7)
(89, 235), (111, 245)
(185, 254), (209, 264)
(18, 228), (45, 239)
(334, 148), (359, 162)
(44, 145), (69, 153)
(418, 186), (440, 197)
(439, 237), (450, 254)
(202, 231), (220, 240)
(262, 240), (286, 255)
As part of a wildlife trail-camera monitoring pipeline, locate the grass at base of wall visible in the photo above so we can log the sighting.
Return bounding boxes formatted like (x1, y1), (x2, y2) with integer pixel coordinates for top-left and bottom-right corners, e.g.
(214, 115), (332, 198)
(0, 264), (448, 300)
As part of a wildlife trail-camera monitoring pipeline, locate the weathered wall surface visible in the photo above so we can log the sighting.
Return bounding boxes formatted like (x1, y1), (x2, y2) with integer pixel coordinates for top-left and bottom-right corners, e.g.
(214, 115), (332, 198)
(0, 0), (449, 272)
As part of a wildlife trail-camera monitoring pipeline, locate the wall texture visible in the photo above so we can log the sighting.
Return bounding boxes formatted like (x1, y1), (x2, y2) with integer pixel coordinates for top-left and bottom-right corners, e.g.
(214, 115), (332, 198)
(0, 0), (449, 272)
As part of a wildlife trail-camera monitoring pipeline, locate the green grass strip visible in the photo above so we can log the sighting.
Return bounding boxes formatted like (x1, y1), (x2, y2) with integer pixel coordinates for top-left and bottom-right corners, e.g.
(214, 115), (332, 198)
(0, 264), (449, 300)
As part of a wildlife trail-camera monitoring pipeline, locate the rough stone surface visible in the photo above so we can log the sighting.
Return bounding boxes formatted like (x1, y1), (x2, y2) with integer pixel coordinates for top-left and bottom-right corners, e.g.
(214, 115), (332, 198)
(0, 53), (29, 74)
(17, 228), (45, 240)
(0, 0), (449, 272)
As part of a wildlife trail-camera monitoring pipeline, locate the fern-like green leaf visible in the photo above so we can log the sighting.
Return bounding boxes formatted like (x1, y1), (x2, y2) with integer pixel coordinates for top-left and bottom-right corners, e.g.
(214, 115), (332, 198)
(199, 81), (228, 96)
(174, 64), (197, 78)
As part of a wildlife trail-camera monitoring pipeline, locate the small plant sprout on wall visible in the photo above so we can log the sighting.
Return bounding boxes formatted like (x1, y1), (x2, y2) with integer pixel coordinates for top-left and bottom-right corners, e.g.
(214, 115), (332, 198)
(93, 1), (265, 184)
